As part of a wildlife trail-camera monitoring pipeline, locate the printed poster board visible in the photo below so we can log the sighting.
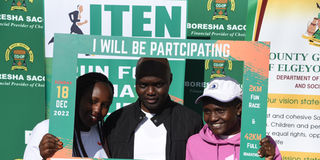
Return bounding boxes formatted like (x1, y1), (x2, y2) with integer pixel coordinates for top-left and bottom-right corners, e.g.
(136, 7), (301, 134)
(187, 0), (248, 40)
(259, 0), (320, 159)
(49, 33), (270, 159)
(45, 0), (187, 58)
(0, 0), (45, 159)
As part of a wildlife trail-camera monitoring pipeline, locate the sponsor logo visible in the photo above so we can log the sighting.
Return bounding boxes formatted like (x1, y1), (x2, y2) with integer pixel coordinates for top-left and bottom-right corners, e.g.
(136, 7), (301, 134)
(5, 0), (34, 12)
(302, 2), (320, 47)
(207, 0), (235, 20)
(205, 59), (232, 79)
(5, 43), (34, 71)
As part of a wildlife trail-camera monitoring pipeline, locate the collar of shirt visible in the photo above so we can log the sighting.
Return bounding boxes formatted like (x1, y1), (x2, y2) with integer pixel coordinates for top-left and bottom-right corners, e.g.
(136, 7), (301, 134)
(133, 98), (173, 127)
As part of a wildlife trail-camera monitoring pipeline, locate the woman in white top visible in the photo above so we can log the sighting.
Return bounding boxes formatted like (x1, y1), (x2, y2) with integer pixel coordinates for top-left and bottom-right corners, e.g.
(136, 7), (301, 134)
(23, 72), (113, 160)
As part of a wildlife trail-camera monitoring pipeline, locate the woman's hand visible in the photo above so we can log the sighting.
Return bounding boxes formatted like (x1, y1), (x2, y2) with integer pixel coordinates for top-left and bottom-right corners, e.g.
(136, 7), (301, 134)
(258, 137), (275, 160)
(39, 133), (63, 159)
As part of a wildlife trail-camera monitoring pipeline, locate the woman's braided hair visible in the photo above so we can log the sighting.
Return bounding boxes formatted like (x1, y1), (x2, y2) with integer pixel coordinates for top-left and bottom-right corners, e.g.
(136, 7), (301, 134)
(73, 72), (114, 157)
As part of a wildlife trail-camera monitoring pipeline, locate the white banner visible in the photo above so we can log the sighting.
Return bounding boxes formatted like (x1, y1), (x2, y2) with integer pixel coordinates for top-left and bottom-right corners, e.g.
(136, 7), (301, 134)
(45, 0), (187, 57)
(259, 0), (320, 159)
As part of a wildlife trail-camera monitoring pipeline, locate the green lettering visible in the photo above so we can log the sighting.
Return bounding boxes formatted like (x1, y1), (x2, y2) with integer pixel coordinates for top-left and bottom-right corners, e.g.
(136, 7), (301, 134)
(90, 5), (102, 35)
(155, 6), (181, 37)
(105, 5), (129, 36)
(132, 6), (151, 37)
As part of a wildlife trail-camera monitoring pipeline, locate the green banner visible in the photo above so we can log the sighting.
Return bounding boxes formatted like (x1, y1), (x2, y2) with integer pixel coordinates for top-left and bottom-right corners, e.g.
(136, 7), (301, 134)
(0, 0), (45, 159)
(187, 0), (248, 40)
(49, 33), (269, 159)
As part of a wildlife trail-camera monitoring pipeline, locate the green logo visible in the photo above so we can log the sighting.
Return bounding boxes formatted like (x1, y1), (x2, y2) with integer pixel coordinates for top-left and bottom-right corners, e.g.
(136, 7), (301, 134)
(5, 43), (34, 71)
(205, 59), (232, 79)
(5, 0), (34, 12)
(207, 0), (235, 20)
